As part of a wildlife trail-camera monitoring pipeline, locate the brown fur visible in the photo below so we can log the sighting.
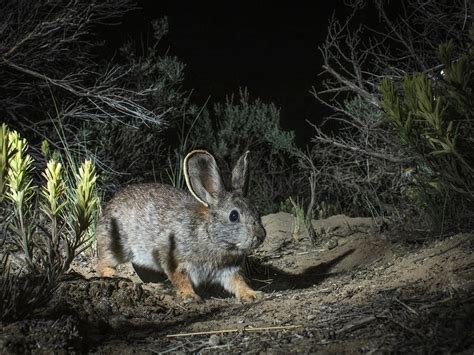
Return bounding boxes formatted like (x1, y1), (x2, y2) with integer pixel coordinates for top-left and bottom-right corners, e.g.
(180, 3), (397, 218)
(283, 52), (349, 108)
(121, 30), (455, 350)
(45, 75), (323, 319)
(167, 267), (201, 301)
(191, 203), (209, 219)
(228, 273), (258, 301)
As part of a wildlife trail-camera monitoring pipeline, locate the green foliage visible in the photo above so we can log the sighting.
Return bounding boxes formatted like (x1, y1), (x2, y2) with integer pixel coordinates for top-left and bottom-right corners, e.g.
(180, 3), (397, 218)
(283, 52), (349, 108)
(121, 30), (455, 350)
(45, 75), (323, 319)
(209, 88), (299, 160)
(0, 124), (99, 320)
(279, 197), (295, 214)
(315, 201), (338, 220)
(189, 88), (301, 213)
(279, 197), (304, 238)
(380, 30), (474, 227)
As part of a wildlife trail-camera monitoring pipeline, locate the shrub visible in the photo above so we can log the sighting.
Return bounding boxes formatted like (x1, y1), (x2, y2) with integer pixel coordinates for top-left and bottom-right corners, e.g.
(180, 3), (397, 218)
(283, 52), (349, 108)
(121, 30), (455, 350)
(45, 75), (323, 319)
(76, 17), (193, 188)
(308, 0), (472, 230)
(306, 96), (407, 218)
(380, 30), (474, 228)
(0, 1), (189, 191)
(188, 88), (301, 213)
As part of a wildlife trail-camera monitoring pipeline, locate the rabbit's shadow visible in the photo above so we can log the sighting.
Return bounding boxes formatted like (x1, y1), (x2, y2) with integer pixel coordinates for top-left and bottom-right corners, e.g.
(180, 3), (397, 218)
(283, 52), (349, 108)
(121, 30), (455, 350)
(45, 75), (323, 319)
(246, 248), (354, 292)
(132, 248), (354, 298)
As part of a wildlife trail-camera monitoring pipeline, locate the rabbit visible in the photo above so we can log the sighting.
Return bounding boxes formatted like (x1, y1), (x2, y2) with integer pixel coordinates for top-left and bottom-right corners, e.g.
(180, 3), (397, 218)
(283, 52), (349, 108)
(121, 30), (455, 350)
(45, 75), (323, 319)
(95, 150), (266, 301)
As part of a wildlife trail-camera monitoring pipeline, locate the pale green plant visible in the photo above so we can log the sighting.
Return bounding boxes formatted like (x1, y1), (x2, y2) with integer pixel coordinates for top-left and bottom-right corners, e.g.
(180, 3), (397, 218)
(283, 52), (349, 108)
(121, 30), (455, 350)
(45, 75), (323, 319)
(6, 130), (35, 205)
(5, 129), (36, 270)
(288, 197), (306, 241)
(51, 119), (102, 258)
(0, 123), (12, 201)
(1, 124), (100, 320)
(41, 160), (66, 225)
(67, 159), (98, 265)
(280, 196), (317, 243)
(165, 150), (186, 189)
(40, 159), (66, 267)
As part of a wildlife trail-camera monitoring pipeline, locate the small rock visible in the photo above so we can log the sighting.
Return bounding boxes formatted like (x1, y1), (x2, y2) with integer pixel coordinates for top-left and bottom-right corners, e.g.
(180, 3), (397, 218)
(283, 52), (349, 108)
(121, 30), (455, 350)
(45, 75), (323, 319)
(209, 334), (221, 346)
(326, 238), (338, 250)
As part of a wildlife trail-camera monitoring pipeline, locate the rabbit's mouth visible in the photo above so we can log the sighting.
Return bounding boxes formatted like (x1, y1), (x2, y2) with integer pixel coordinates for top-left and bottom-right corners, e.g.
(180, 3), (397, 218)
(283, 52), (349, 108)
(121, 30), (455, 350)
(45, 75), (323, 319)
(239, 236), (264, 253)
(220, 239), (255, 255)
(222, 240), (239, 252)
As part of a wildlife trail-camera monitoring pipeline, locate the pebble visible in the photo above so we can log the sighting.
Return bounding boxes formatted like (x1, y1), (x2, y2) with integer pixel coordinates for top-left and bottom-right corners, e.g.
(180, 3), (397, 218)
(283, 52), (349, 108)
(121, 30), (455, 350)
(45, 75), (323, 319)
(326, 238), (338, 250)
(209, 334), (221, 346)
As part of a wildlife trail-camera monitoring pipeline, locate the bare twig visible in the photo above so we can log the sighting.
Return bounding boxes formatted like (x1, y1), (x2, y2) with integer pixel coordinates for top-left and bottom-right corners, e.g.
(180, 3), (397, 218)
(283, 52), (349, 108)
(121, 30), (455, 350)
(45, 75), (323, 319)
(394, 297), (419, 316)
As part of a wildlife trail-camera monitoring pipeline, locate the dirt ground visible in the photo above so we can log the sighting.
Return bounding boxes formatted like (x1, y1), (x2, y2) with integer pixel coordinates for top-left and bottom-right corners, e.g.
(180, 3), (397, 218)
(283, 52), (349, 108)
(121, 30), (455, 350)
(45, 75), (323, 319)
(1, 213), (474, 353)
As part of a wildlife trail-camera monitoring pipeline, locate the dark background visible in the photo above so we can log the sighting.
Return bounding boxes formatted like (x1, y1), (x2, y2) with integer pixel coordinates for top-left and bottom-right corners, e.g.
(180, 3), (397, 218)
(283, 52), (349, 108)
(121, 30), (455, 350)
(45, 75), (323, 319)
(112, 2), (368, 145)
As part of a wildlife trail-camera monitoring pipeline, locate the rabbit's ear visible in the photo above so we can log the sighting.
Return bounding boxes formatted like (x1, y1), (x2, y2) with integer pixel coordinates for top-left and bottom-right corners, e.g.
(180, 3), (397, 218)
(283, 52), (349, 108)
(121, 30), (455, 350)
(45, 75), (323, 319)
(231, 150), (250, 196)
(184, 150), (224, 207)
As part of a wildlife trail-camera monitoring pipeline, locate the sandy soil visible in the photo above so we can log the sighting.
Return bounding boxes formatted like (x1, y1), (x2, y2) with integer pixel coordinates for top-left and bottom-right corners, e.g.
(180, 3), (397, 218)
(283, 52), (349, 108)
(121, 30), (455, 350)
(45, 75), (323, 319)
(1, 213), (473, 353)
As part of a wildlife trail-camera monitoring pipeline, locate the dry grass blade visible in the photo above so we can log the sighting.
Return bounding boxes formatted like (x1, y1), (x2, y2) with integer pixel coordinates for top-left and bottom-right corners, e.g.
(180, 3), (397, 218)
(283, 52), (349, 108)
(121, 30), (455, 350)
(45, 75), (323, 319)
(334, 315), (377, 335)
(166, 325), (301, 338)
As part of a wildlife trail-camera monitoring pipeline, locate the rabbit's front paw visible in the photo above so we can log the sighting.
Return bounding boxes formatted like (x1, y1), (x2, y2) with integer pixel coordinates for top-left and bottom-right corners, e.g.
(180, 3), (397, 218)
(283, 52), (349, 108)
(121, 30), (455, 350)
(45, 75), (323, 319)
(178, 290), (202, 303)
(225, 273), (263, 302)
(96, 263), (116, 278)
(238, 289), (264, 302)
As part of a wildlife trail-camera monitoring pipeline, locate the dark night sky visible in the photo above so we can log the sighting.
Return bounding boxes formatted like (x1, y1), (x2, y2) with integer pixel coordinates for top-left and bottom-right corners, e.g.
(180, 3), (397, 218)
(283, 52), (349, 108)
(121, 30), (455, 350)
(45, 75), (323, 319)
(129, 3), (358, 144)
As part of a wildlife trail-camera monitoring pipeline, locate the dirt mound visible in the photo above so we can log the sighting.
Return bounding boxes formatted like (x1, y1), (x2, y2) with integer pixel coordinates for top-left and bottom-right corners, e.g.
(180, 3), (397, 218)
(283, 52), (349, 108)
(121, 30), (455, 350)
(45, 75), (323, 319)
(1, 213), (473, 353)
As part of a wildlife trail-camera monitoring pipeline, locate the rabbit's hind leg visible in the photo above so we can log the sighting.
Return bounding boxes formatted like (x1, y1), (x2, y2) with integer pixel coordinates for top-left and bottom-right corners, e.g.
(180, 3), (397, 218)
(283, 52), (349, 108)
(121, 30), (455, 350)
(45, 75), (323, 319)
(96, 249), (119, 277)
(95, 217), (125, 277)
(96, 232), (121, 277)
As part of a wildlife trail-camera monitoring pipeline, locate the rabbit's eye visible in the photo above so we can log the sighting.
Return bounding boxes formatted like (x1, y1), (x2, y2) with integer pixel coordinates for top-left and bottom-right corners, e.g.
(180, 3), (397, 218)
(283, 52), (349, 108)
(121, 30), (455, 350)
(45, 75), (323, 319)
(229, 209), (240, 223)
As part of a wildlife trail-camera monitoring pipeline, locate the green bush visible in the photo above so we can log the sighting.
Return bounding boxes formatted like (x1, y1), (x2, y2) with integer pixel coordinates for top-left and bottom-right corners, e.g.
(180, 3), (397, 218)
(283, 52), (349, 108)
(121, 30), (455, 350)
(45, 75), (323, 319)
(380, 29), (474, 228)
